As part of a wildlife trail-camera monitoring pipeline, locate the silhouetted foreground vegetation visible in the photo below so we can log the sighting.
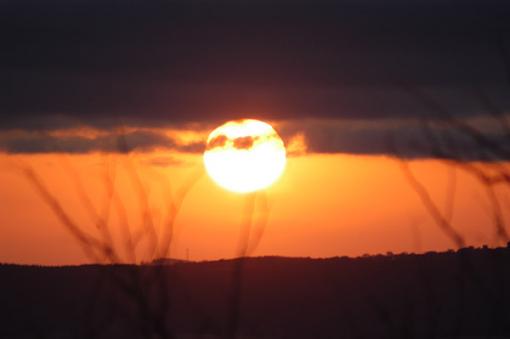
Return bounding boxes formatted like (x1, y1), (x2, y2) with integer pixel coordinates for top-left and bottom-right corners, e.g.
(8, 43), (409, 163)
(1, 246), (510, 339)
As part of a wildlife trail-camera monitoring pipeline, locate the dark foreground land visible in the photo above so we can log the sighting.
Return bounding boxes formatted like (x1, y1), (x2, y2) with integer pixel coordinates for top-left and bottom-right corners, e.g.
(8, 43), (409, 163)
(1, 246), (510, 339)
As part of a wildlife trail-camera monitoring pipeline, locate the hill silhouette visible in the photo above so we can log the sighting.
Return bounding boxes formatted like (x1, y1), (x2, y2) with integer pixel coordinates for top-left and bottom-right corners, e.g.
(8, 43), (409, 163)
(1, 246), (510, 339)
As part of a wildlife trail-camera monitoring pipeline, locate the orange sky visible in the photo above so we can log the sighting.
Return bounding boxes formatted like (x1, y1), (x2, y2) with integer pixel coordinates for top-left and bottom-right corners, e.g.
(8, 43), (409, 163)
(1, 0), (509, 267)
(1, 150), (508, 266)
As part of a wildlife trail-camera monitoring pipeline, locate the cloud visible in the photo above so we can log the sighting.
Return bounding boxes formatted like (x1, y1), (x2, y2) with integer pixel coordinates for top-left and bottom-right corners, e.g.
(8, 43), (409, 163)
(233, 136), (256, 150)
(0, 130), (201, 154)
(205, 135), (258, 151)
(1, 0), (510, 160)
(206, 135), (228, 150)
(1, 115), (509, 161)
(278, 116), (510, 160)
(1, 0), (510, 130)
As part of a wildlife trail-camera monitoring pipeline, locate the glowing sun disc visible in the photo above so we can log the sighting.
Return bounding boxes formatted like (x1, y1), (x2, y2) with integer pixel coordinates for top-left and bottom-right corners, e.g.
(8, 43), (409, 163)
(203, 119), (287, 193)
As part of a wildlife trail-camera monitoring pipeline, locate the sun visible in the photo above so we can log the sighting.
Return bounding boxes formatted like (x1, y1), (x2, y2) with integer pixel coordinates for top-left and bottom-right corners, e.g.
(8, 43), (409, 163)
(203, 119), (287, 193)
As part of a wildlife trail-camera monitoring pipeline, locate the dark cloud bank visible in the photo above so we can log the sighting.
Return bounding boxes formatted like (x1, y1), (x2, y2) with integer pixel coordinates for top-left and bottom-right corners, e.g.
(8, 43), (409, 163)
(1, 0), (510, 158)
(0, 130), (204, 154)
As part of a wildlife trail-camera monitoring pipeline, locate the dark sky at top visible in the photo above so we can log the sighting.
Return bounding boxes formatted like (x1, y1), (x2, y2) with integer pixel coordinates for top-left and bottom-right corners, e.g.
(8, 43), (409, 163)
(1, 0), (510, 130)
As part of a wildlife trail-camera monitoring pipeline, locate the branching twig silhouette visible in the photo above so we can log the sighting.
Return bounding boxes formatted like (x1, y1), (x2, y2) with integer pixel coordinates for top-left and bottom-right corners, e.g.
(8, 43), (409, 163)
(18, 147), (205, 339)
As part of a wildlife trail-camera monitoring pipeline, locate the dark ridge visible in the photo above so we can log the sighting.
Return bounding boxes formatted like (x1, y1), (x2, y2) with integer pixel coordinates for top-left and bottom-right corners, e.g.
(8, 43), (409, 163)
(1, 245), (510, 338)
